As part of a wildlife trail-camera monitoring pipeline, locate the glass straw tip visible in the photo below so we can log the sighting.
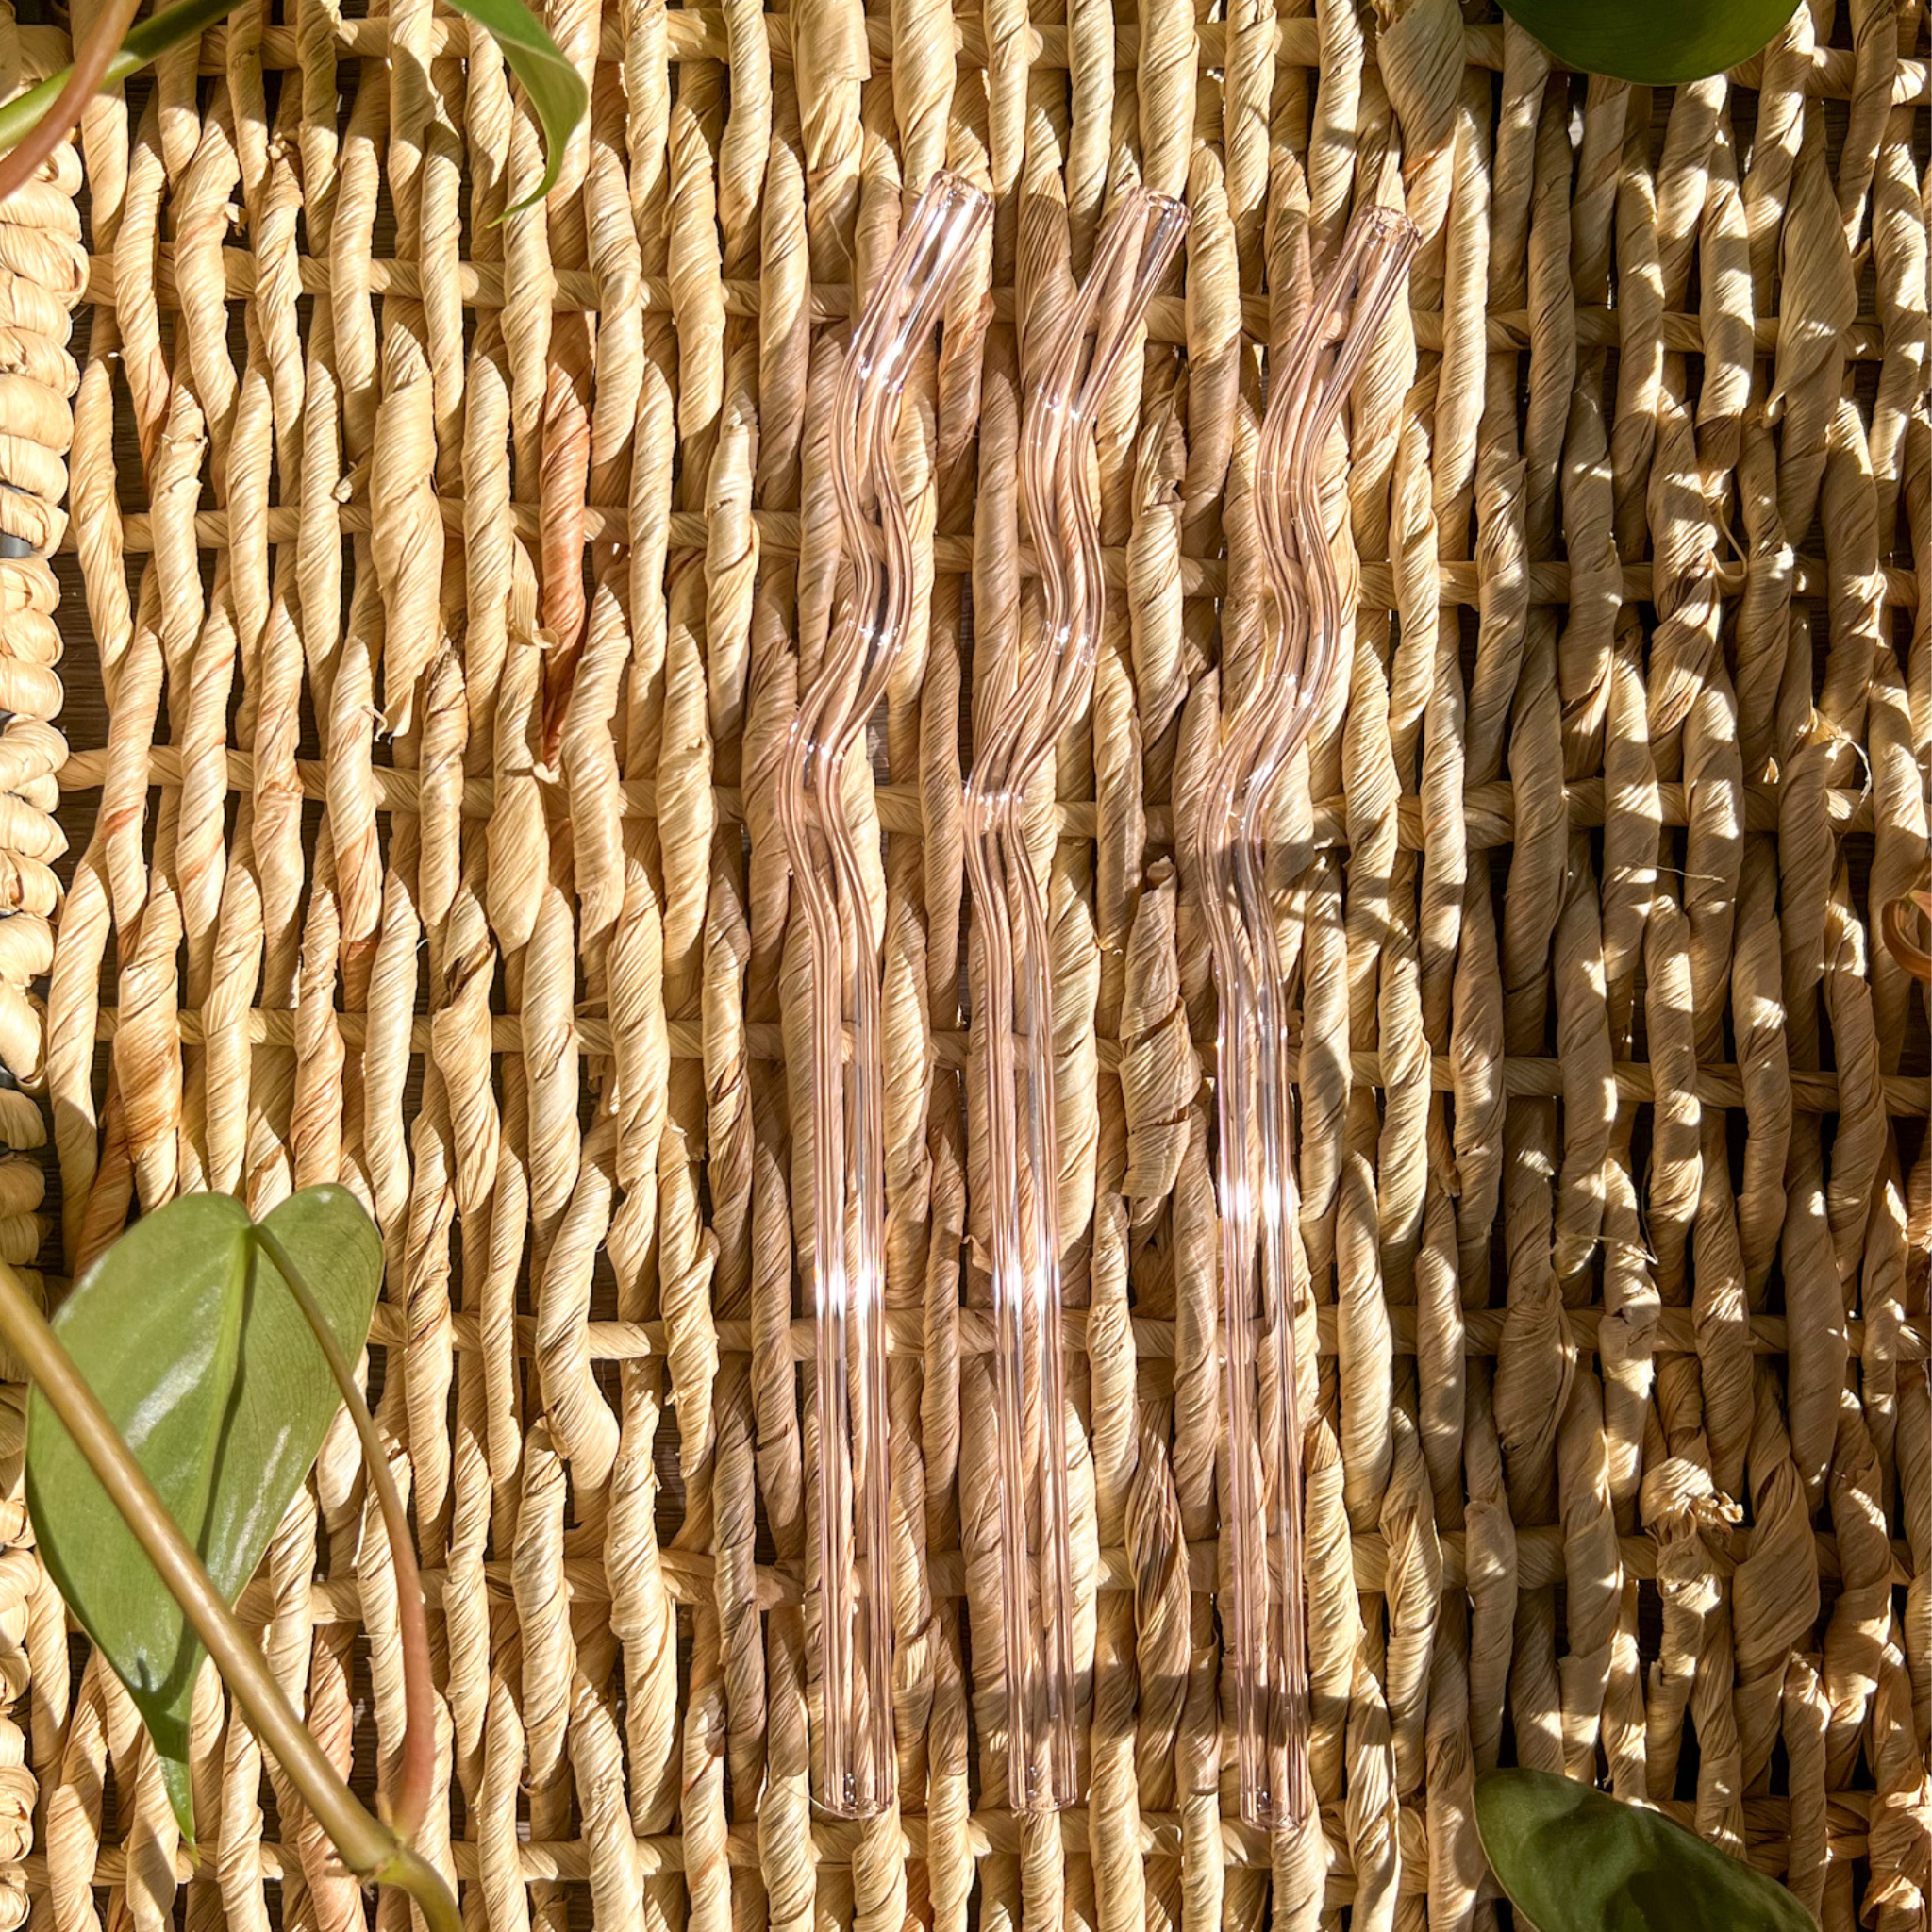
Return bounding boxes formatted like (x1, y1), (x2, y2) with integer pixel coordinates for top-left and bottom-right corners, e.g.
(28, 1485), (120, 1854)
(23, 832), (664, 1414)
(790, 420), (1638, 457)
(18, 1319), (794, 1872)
(1355, 202), (1422, 255)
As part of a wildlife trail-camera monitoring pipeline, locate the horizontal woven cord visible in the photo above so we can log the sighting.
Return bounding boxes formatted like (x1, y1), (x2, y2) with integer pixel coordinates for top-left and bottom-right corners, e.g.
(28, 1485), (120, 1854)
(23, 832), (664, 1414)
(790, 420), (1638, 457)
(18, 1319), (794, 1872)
(83, 1008), (1932, 1115)
(358, 1303), (1926, 1366)
(9, 1300), (1916, 1368)
(15, 15), (1924, 96)
(52, 509), (1921, 609)
(25, 1791), (1890, 1890)
(217, 1528), (1907, 1621)
(75, 250), (1904, 362)
(216, 1530), (1904, 1624)
(52, 748), (1880, 845)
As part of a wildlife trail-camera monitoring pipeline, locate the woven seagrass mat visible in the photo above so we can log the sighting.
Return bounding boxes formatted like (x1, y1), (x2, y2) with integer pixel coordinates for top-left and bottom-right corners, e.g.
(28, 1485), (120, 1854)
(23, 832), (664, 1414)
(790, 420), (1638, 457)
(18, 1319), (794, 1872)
(0, 0), (1925, 1924)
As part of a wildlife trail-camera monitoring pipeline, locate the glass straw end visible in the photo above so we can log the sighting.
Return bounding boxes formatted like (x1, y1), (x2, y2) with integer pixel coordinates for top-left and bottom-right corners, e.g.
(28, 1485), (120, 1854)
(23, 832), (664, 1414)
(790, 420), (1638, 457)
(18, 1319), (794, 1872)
(1357, 202), (1422, 261)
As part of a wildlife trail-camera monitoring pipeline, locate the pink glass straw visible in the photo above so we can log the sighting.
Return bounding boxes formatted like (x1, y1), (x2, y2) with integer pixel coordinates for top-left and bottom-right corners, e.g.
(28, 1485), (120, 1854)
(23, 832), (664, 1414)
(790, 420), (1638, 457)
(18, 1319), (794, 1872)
(1191, 204), (1418, 1829)
(778, 171), (991, 1819)
(963, 187), (1190, 1813)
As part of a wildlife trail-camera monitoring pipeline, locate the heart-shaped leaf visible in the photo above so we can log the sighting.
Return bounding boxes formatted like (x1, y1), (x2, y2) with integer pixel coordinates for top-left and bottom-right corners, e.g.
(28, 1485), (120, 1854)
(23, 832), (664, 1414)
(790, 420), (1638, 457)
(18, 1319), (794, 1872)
(441, 0), (589, 212)
(1474, 1770), (1820, 1932)
(26, 1187), (383, 1841)
(1494, 0), (1800, 84)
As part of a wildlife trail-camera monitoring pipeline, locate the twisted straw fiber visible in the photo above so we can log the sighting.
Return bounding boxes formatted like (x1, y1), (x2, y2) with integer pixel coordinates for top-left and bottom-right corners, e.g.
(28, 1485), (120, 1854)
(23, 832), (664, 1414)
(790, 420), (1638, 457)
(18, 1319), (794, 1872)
(0, 0), (1924, 1923)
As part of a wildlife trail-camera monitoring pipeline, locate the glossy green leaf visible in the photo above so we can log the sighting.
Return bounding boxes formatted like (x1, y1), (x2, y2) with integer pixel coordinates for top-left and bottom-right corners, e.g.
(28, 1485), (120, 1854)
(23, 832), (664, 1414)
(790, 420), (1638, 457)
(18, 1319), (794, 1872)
(1474, 1770), (1819, 1932)
(440, 0), (589, 213)
(1493, 0), (1798, 83)
(26, 1187), (383, 1842)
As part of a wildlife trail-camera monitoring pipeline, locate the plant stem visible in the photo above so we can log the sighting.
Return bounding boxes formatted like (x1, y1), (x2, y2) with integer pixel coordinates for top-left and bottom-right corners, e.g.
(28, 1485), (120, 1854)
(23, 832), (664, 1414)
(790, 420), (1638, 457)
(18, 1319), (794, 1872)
(0, 1259), (459, 1932)
(0, 0), (238, 167)
(0, 0), (137, 199)
(254, 1224), (436, 1844)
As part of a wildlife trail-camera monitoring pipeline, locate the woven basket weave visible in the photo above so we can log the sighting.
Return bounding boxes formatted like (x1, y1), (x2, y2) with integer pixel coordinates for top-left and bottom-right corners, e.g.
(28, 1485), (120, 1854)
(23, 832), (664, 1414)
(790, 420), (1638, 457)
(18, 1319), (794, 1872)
(0, 0), (1926, 1924)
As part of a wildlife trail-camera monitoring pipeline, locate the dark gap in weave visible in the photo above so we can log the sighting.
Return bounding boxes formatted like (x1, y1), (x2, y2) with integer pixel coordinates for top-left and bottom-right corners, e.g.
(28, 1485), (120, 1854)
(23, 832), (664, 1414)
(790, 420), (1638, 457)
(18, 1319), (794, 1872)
(446, 1763), (469, 1848)
(1896, 1116), (1929, 1203)
(259, 54), (286, 158)
(587, 1247), (620, 1326)
(254, 1739), (285, 1872)
(455, 156), (475, 267)
(224, 305), (252, 453)
(952, 575), (977, 1030)
(112, 372), (145, 522)
(1671, 1715), (1703, 1804)
(345, 1627), (383, 1816)
(656, 1402), (687, 1541)
(297, 569), (326, 771)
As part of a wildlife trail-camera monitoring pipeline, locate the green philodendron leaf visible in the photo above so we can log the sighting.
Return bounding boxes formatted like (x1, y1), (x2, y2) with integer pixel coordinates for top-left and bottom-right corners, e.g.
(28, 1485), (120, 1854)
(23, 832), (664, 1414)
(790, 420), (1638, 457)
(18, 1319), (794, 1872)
(0, 0), (588, 211)
(1474, 1770), (1820, 1932)
(25, 1187), (383, 1842)
(1494, 0), (1799, 84)
(441, 0), (590, 212)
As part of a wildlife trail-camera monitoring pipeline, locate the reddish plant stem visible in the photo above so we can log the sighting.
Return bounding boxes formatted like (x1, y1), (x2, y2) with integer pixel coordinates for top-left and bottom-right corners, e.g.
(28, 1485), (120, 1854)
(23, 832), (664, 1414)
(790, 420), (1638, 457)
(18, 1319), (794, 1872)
(0, 0), (142, 200)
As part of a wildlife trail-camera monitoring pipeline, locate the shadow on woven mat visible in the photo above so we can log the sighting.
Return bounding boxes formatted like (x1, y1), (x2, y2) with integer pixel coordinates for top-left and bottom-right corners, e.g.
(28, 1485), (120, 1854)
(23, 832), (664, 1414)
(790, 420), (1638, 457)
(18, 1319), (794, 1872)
(0, 2), (1924, 1927)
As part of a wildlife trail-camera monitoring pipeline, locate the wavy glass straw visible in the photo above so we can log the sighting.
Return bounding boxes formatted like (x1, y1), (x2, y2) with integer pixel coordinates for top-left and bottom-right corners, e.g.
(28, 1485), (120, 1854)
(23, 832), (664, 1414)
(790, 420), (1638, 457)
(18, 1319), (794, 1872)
(1191, 204), (1418, 1830)
(778, 171), (991, 1820)
(963, 187), (1189, 1813)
